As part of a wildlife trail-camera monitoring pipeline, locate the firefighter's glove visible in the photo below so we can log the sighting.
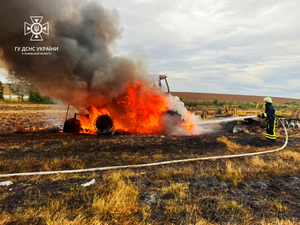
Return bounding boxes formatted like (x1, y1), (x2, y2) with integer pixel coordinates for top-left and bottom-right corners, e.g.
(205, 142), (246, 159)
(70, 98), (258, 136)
(257, 114), (262, 118)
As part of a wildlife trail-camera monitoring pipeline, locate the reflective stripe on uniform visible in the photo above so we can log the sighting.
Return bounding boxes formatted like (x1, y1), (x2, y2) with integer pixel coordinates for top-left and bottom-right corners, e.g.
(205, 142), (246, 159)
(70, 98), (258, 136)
(266, 135), (276, 140)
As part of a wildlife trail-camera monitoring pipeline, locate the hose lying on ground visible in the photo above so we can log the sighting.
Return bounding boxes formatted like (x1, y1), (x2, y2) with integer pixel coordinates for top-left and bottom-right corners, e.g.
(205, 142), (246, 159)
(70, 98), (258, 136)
(0, 117), (288, 178)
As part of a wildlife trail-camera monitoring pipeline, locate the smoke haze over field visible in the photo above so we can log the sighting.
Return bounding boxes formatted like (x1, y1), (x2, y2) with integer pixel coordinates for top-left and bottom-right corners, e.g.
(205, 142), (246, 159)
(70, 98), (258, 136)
(0, 0), (146, 107)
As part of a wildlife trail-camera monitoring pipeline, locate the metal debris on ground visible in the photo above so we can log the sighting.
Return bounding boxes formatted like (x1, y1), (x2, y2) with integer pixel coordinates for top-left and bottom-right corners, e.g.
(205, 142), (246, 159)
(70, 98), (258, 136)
(81, 179), (95, 187)
(0, 181), (13, 186)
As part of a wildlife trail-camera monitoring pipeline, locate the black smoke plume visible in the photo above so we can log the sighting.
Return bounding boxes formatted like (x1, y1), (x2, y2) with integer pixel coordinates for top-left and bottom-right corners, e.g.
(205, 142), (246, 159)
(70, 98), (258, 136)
(0, 0), (146, 107)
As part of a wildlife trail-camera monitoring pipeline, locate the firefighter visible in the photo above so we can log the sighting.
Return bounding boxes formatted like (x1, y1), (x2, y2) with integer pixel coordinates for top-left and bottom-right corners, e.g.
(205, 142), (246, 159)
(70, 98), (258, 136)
(257, 97), (276, 142)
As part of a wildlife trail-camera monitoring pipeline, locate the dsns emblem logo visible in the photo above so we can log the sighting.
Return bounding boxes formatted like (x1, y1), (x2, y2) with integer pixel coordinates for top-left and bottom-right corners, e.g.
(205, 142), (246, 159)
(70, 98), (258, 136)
(24, 16), (49, 41)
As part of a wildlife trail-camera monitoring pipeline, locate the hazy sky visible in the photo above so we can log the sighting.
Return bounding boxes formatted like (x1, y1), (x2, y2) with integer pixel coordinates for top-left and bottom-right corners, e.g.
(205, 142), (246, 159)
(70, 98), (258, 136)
(1, 0), (300, 98)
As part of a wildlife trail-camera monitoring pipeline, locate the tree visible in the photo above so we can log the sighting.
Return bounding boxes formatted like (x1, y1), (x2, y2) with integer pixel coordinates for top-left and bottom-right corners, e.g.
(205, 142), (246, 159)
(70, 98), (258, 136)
(0, 81), (4, 100)
(7, 83), (12, 100)
(6, 71), (30, 102)
(213, 99), (219, 105)
(28, 89), (53, 104)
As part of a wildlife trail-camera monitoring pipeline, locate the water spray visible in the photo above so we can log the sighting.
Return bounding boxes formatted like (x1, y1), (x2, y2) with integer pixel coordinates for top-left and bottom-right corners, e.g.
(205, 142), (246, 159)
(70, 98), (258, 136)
(196, 115), (257, 125)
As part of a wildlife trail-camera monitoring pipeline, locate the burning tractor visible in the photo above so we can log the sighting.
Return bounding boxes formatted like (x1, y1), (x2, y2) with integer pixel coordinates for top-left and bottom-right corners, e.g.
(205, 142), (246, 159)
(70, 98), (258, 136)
(63, 75), (187, 135)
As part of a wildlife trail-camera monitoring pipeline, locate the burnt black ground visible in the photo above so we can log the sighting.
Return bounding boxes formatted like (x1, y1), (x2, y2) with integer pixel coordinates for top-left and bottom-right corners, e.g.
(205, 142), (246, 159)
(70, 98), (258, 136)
(0, 130), (286, 173)
(0, 129), (300, 224)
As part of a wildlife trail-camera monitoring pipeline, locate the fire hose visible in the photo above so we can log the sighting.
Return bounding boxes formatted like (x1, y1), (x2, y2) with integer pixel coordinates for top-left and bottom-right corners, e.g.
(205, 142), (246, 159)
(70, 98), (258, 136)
(0, 116), (288, 178)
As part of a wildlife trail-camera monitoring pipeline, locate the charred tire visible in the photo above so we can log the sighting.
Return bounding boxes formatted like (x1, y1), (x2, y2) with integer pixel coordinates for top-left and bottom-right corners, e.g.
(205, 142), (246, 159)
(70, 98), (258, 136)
(224, 122), (231, 130)
(224, 121), (237, 131)
(228, 122), (237, 131)
(95, 115), (113, 134)
(63, 118), (81, 133)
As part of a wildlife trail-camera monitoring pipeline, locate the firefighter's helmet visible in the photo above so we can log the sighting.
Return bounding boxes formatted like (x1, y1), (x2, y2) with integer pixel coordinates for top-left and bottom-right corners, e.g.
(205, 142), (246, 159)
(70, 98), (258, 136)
(263, 97), (273, 103)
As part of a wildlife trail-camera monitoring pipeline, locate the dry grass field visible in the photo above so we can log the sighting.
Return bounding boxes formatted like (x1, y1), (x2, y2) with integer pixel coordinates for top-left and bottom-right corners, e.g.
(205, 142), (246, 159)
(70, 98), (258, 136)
(0, 103), (77, 134)
(0, 102), (300, 224)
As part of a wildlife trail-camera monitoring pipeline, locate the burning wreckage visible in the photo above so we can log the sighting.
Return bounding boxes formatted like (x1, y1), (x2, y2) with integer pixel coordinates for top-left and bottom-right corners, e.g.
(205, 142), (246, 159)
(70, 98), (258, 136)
(0, 1), (197, 136)
(63, 75), (195, 135)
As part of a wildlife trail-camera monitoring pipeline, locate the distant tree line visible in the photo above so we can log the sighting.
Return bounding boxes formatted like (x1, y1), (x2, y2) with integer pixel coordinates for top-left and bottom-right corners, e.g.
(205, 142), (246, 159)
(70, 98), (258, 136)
(183, 99), (261, 109)
(284, 101), (300, 106)
(182, 98), (296, 110)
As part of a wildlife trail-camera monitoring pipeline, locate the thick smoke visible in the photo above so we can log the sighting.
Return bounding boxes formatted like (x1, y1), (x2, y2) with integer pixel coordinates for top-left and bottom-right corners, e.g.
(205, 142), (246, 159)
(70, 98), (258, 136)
(0, 0), (146, 108)
(0, 0), (213, 136)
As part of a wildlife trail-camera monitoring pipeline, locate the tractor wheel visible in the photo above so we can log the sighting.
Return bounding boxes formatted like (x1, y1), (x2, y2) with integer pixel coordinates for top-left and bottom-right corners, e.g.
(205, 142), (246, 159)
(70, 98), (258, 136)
(95, 115), (113, 134)
(228, 122), (237, 131)
(224, 121), (237, 132)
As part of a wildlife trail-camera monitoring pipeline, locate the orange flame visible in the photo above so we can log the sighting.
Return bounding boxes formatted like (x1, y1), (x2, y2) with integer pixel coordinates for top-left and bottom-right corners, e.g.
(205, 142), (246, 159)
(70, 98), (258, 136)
(183, 111), (194, 131)
(79, 81), (169, 134)
(25, 125), (50, 131)
(79, 80), (195, 135)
